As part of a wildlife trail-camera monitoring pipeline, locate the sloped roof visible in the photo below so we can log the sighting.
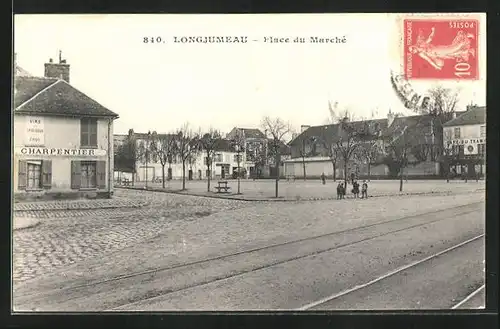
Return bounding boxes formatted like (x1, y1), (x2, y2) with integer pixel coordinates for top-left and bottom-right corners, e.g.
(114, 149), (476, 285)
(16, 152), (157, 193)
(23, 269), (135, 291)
(14, 76), (118, 118)
(14, 76), (59, 108)
(268, 138), (291, 155)
(15, 65), (33, 77)
(383, 115), (434, 137)
(442, 106), (486, 127)
(291, 118), (388, 147)
(237, 128), (266, 139)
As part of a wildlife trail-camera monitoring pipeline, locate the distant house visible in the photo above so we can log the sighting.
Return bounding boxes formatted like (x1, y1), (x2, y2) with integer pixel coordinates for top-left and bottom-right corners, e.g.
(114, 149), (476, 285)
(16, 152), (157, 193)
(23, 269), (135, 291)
(442, 105), (486, 178)
(285, 110), (454, 179)
(117, 130), (245, 182)
(226, 127), (268, 178)
(13, 56), (119, 200)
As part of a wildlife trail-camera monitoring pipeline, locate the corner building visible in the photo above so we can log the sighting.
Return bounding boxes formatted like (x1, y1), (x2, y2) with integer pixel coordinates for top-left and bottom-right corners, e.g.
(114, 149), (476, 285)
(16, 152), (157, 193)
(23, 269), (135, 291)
(13, 57), (119, 200)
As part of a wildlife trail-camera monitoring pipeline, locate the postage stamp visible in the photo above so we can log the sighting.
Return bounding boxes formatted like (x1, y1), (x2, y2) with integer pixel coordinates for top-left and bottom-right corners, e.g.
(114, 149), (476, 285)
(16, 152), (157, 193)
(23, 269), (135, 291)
(403, 18), (479, 80)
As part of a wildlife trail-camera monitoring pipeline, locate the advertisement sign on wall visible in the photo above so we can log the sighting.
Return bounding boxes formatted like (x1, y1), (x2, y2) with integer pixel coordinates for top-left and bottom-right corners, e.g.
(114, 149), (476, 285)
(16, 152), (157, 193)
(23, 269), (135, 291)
(25, 117), (45, 146)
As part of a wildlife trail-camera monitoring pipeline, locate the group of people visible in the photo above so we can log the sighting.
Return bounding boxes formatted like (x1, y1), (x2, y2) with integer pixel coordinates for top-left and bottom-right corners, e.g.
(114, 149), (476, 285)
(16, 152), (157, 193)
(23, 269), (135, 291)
(336, 180), (368, 200)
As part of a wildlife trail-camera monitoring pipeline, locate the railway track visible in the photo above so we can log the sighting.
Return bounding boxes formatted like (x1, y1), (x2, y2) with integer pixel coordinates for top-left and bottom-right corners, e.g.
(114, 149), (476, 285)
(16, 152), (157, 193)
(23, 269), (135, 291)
(14, 202), (484, 311)
(297, 234), (485, 310)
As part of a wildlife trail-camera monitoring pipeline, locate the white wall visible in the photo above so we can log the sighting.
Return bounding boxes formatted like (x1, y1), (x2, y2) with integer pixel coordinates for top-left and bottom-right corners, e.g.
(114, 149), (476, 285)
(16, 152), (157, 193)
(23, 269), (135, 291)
(13, 114), (114, 193)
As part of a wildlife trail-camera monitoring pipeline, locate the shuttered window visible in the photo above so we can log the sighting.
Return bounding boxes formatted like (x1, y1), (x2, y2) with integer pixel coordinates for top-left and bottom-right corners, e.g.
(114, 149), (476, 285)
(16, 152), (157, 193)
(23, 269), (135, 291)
(81, 161), (97, 188)
(81, 118), (98, 147)
(18, 160), (52, 190)
(71, 160), (107, 189)
(27, 161), (42, 189)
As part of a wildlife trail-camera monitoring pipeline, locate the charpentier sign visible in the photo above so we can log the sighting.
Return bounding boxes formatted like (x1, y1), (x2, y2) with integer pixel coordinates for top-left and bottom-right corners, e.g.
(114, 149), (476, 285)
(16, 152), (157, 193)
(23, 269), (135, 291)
(15, 147), (107, 156)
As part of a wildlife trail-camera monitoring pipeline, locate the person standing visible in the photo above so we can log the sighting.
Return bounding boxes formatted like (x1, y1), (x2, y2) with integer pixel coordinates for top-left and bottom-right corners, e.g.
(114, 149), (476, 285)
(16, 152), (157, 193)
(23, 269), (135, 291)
(321, 172), (326, 185)
(340, 182), (346, 199)
(361, 180), (368, 199)
(336, 182), (342, 199)
(352, 180), (360, 198)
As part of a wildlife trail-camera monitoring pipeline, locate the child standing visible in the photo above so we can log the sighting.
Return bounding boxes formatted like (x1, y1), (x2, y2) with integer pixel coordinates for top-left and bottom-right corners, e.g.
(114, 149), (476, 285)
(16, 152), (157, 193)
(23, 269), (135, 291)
(361, 180), (368, 199)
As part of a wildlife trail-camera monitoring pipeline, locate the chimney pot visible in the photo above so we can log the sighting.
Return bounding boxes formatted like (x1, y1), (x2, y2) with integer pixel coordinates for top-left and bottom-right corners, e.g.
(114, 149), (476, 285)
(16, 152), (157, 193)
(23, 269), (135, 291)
(44, 56), (70, 83)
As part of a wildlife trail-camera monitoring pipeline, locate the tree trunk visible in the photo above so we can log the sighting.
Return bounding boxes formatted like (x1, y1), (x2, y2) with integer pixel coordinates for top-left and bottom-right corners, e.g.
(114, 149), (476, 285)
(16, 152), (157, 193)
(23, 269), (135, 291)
(161, 165), (165, 188)
(182, 162), (186, 190)
(207, 165), (211, 192)
(344, 160), (348, 187)
(275, 154), (280, 198)
(399, 168), (404, 192)
(302, 156), (306, 181)
(367, 162), (371, 182)
(332, 162), (336, 182)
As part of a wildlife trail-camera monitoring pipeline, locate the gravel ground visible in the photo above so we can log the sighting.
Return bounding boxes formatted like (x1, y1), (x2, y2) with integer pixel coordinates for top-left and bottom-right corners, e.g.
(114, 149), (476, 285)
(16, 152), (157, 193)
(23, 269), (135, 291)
(13, 189), (484, 310)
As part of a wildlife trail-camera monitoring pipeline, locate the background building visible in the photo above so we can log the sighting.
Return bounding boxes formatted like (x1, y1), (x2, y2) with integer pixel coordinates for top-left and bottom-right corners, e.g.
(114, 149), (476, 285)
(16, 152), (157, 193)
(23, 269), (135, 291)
(442, 106), (486, 178)
(285, 111), (453, 180)
(14, 55), (119, 200)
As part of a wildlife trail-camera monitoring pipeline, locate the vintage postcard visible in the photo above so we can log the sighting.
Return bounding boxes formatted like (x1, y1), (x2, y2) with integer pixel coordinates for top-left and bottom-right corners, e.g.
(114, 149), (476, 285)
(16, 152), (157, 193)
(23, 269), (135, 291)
(12, 13), (486, 311)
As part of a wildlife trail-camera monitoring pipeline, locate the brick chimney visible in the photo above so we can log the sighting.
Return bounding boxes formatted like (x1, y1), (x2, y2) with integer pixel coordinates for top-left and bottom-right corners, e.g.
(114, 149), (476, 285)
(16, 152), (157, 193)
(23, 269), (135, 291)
(44, 50), (70, 83)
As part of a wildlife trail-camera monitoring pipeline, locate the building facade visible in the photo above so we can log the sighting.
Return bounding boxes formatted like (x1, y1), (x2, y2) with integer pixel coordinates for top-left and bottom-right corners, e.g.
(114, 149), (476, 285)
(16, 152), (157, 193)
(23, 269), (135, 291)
(442, 106), (486, 178)
(14, 56), (119, 200)
(115, 131), (245, 182)
(286, 111), (449, 179)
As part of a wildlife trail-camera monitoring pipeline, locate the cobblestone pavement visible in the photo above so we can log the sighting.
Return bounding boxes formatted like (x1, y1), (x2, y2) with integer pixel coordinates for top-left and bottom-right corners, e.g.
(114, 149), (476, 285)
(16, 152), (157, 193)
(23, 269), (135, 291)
(13, 196), (148, 212)
(13, 189), (250, 282)
(13, 188), (484, 285)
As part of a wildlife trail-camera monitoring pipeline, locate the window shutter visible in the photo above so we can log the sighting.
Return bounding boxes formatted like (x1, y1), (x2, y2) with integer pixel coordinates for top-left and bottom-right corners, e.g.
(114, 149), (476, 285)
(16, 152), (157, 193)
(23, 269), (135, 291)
(71, 161), (81, 189)
(18, 160), (27, 190)
(97, 160), (107, 189)
(42, 160), (52, 189)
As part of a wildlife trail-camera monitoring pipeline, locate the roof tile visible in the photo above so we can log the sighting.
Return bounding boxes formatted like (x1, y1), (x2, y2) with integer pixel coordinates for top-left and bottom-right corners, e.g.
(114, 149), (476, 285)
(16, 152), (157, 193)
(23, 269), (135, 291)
(15, 78), (118, 118)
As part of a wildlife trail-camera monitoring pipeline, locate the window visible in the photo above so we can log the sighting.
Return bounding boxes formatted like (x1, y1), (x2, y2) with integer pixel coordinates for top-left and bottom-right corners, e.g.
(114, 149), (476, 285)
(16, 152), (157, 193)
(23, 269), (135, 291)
(444, 129), (452, 140)
(214, 154), (223, 162)
(478, 143), (486, 155)
(71, 160), (106, 190)
(27, 161), (42, 189)
(480, 125), (486, 137)
(81, 118), (98, 147)
(81, 161), (97, 188)
(454, 127), (461, 139)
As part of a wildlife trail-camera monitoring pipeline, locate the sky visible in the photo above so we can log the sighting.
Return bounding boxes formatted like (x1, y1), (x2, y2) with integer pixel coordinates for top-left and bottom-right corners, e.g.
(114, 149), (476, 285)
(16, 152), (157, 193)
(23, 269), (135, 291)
(14, 14), (486, 135)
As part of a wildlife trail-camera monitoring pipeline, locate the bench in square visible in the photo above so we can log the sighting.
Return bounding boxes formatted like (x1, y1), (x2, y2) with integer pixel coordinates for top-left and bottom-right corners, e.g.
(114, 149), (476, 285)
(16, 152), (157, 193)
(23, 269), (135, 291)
(214, 180), (231, 193)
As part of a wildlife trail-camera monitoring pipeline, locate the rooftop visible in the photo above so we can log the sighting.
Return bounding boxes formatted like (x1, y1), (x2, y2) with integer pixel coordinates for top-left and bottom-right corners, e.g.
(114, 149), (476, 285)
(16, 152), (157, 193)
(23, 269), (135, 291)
(442, 106), (486, 127)
(14, 76), (118, 118)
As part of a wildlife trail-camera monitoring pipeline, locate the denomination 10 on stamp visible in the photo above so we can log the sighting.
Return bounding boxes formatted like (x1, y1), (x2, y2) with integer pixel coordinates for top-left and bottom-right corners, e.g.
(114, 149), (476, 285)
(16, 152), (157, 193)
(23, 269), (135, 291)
(404, 18), (478, 80)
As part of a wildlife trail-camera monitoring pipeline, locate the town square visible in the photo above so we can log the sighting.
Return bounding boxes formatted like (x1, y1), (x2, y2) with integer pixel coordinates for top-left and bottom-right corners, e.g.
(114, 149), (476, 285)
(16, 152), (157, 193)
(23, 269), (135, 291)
(12, 13), (486, 311)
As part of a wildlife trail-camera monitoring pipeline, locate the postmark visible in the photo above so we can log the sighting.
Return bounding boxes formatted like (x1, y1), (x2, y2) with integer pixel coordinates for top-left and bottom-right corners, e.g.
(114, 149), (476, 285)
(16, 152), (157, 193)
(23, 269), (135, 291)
(403, 18), (478, 80)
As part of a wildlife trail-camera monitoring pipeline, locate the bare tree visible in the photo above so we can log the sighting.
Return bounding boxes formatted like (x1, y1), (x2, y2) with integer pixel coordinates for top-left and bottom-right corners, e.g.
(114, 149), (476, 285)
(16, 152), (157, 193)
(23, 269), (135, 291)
(230, 129), (246, 194)
(318, 133), (339, 181)
(428, 85), (460, 116)
(298, 136), (317, 180)
(198, 128), (222, 192)
(175, 123), (197, 191)
(334, 110), (371, 186)
(150, 133), (177, 188)
(355, 140), (382, 182)
(261, 116), (291, 198)
(353, 115), (384, 181)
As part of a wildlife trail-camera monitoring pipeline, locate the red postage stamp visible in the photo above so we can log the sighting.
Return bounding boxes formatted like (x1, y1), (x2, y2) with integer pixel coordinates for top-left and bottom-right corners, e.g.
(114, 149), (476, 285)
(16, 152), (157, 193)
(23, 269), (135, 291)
(403, 18), (479, 80)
